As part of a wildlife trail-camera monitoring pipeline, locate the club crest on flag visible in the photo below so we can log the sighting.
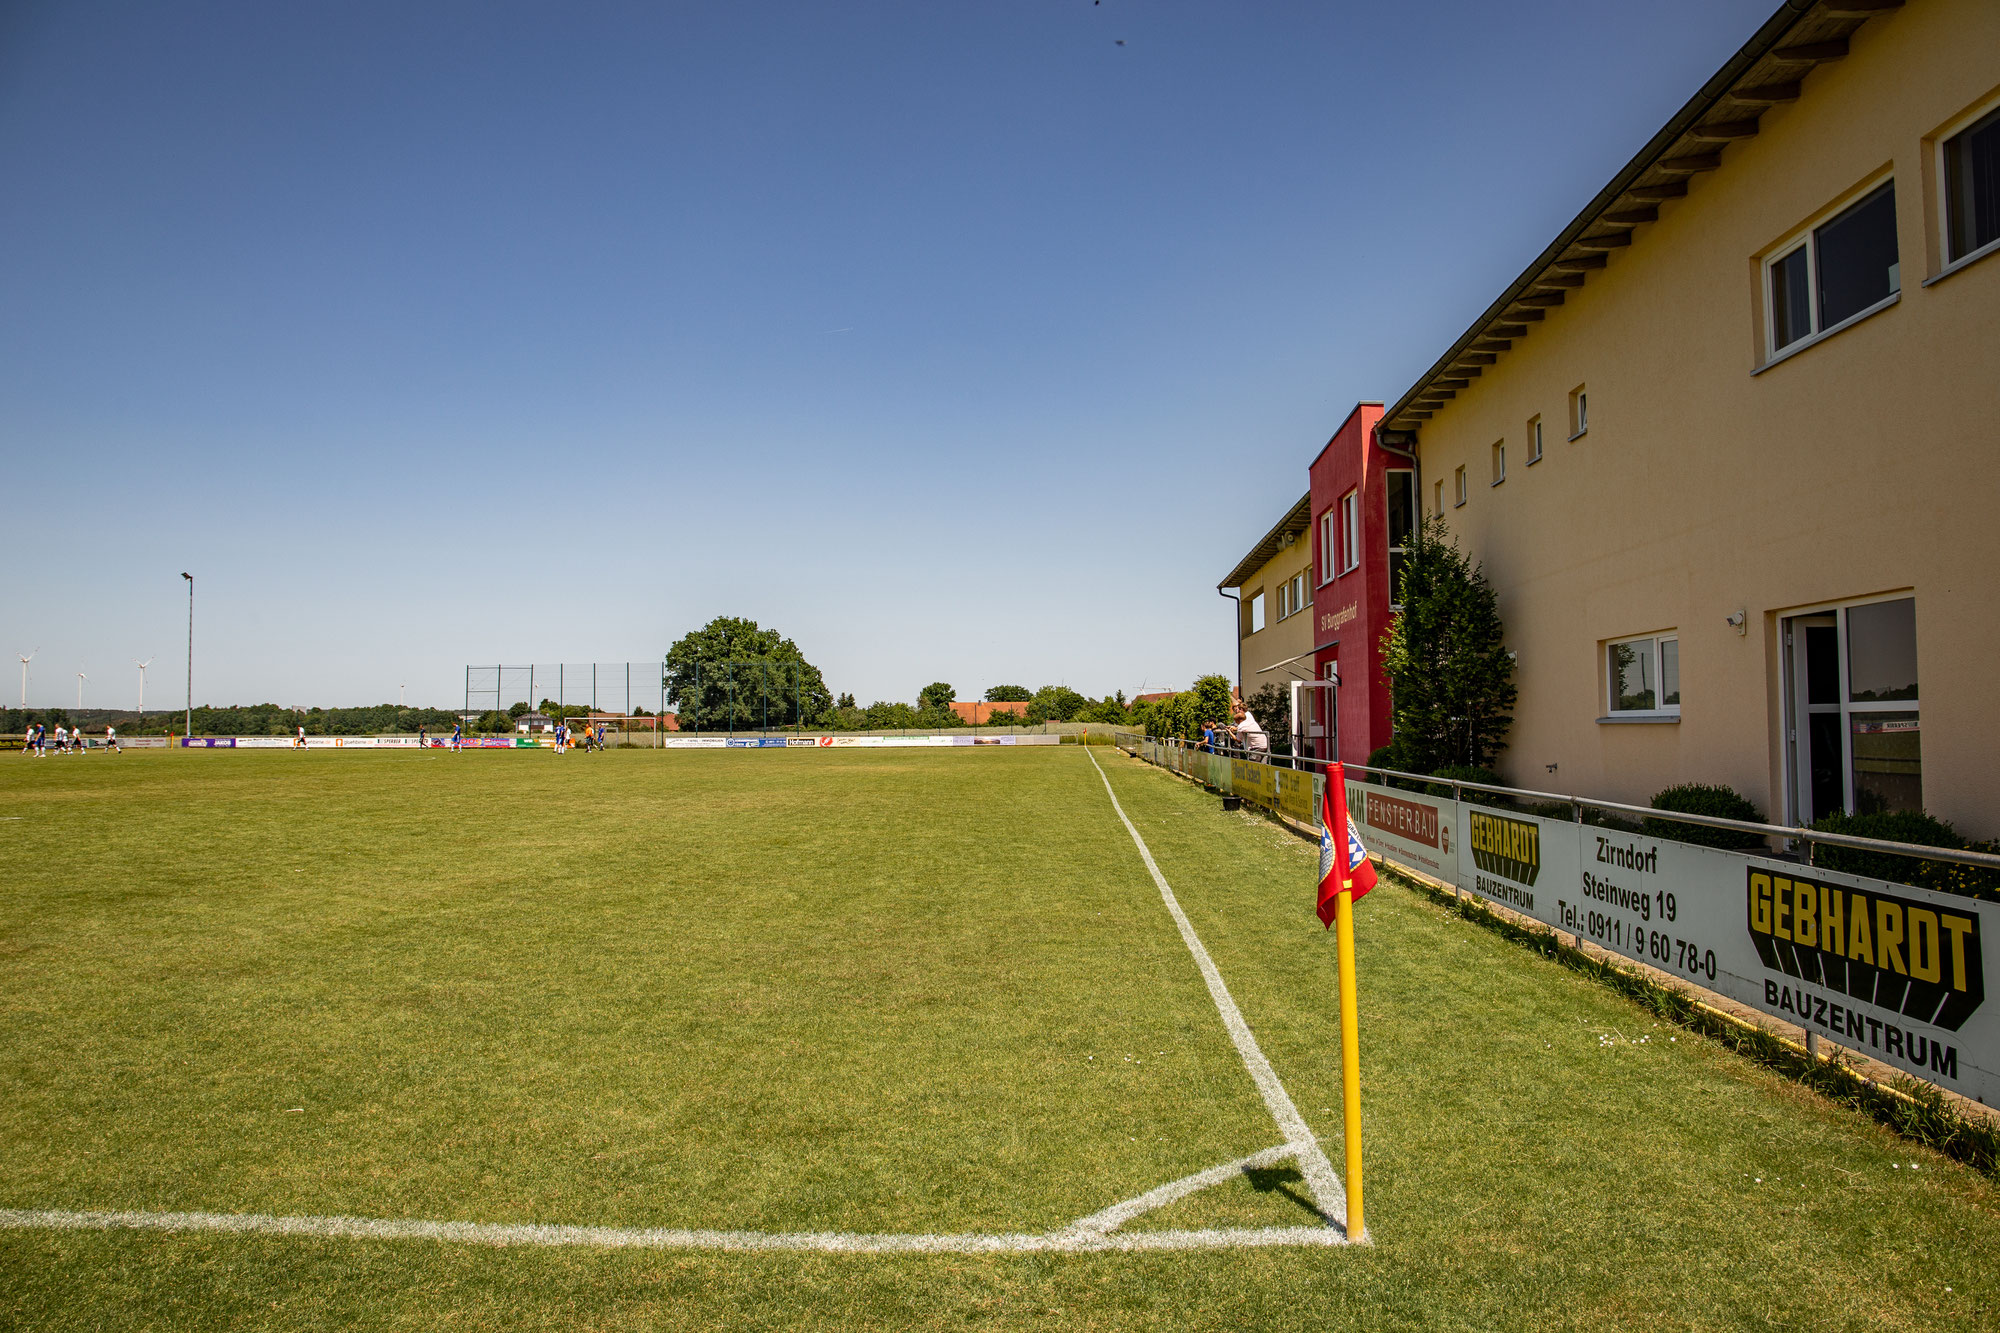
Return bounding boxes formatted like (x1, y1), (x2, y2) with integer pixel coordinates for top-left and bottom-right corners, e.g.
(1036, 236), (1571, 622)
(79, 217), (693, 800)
(1317, 765), (1376, 927)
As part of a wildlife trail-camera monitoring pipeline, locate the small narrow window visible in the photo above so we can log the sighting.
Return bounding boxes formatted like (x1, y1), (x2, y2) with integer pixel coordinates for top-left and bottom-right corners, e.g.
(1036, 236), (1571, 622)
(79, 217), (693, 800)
(1765, 181), (1900, 357)
(1943, 103), (2000, 264)
(1453, 466), (1467, 507)
(1338, 490), (1360, 574)
(1526, 417), (1543, 464)
(1490, 440), (1506, 486)
(1433, 479), (1444, 515)
(1318, 512), (1335, 584)
(1568, 386), (1588, 440)
(1385, 470), (1414, 609)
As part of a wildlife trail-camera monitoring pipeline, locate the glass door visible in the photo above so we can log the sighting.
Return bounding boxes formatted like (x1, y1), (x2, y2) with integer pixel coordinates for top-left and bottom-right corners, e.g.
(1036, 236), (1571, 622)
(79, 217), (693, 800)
(1785, 614), (1842, 825)
(1783, 597), (1921, 824)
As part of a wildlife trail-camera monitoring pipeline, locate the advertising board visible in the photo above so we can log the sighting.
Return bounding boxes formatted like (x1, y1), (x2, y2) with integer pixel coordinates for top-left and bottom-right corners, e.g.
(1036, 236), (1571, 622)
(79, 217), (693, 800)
(1326, 778), (2000, 1105)
(1344, 779), (1459, 885)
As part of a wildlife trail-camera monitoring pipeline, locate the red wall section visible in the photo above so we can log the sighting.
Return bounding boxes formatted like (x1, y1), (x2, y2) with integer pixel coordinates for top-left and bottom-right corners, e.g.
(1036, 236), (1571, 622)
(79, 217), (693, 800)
(1306, 403), (1399, 765)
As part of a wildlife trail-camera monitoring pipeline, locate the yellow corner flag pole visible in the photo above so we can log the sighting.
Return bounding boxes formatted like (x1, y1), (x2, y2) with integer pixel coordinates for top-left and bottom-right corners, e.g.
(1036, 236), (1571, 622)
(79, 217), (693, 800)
(1326, 762), (1364, 1242)
(1336, 875), (1364, 1240)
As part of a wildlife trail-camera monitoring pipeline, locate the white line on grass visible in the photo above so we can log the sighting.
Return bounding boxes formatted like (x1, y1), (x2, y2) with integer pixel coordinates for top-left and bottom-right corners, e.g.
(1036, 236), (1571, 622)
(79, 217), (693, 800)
(0, 1208), (1346, 1253)
(0, 751), (1360, 1255)
(1062, 1144), (1300, 1236)
(1084, 747), (1350, 1233)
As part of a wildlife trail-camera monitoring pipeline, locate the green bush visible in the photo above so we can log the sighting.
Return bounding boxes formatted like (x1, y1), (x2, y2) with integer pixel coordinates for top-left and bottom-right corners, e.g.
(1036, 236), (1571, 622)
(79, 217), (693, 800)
(1644, 784), (1769, 851)
(1809, 811), (1999, 899)
(1364, 743), (1429, 788)
(1428, 764), (1505, 805)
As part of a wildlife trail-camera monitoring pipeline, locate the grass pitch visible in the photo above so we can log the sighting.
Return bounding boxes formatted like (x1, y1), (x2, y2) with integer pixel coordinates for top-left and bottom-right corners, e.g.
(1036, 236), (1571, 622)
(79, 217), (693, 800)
(2, 746), (1998, 1330)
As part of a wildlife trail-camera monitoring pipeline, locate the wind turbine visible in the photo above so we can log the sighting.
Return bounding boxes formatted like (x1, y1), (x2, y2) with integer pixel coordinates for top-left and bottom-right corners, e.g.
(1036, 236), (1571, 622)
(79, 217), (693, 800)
(135, 659), (154, 714)
(77, 667), (87, 710)
(17, 649), (36, 710)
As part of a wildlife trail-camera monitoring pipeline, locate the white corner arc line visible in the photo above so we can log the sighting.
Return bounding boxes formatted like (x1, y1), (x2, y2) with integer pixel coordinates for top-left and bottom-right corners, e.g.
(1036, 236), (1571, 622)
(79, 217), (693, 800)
(1062, 1144), (1298, 1236)
(1084, 748), (1348, 1231)
(0, 1209), (1346, 1254)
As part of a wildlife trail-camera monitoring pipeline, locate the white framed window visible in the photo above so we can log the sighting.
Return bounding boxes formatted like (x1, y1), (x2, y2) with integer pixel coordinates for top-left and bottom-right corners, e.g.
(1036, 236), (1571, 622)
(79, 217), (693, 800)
(1453, 466), (1466, 507)
(1318, 511), (1335, 585)
(1940, 99), (2000, 271)
(1606, 632), (1680, 717)
(1568, 386), (1588, 440)
(1490, 440), (1506, 486)
(1385, 469), (1414, 610)
(1433, 479), (1444, 515)
(1337, 490), (1360, 574)
(1245, 590), (1265, 637)
(1765, 180), (1899, 359)
(1293, 572), (1307, 618)
(1526, 416), (1543, 465)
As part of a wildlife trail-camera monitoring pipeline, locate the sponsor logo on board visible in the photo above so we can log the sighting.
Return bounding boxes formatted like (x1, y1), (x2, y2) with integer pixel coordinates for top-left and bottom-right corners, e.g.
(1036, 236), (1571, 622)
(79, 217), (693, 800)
(1748, 869), (1984, 1031)
(1366, 792), (1440, 848)
(1468, 811), (1540, 886)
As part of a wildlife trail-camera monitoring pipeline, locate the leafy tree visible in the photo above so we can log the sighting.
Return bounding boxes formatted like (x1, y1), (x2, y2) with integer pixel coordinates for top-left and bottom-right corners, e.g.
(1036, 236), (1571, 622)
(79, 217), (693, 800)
(1243, 683), (1292, 754)
(1078, 695), (1129, 725)
(507, 701), (529, 718)
(664, 616), (833, 732)
(1138, 674), (1234, 741)
(1023, 685), (1087, 725)
(918, 682), (956, 711)
(836, 692), (856, 709)
(1378, 515), (1516, 770)
(984, 685), (1032, 702)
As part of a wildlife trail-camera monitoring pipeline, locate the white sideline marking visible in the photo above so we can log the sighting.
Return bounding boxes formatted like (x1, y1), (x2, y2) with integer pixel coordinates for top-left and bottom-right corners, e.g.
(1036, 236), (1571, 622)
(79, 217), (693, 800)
(1084, 747), (1349, 1232)
(1, 751), (1359, 1255)
(0, 1208), (1345, 1253)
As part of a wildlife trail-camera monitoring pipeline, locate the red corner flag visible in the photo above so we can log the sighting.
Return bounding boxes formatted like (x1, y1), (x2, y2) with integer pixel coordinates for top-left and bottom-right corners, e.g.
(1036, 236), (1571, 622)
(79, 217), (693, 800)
(1317, 763), (1377, 927)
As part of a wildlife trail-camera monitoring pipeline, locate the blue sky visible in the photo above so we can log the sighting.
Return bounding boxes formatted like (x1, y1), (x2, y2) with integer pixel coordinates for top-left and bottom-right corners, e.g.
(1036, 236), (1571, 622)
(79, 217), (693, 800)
(2, 0), (1775, 711)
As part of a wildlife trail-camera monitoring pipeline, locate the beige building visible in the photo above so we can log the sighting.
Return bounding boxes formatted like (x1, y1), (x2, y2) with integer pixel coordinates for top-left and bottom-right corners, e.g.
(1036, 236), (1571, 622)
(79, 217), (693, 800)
(1379, 0), (1999, 835)
(1220, 495), (1314, 708)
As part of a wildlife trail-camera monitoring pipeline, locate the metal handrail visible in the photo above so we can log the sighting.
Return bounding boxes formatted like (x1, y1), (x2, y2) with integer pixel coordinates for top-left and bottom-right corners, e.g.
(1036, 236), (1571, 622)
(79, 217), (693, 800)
(1111, 730), (2000, 873)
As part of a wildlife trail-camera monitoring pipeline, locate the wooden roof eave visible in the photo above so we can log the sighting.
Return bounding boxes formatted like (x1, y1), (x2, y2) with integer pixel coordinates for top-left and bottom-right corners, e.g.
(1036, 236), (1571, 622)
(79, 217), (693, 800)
(1381, 0), (1891, 436)
(1218, 493), (1314, 591)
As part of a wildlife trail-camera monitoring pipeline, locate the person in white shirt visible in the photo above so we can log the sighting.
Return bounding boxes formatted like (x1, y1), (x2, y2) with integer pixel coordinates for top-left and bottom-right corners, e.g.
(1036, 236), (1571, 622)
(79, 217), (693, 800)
(106, 724), (119, 753)
(53, 724), (68, 755)
(1234, 706), (1271, 755)
(295, 724), (307, 750)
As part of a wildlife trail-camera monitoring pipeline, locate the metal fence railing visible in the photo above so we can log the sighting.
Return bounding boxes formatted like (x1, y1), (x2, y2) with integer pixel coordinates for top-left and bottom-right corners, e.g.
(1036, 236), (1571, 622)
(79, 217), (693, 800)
(1109, 730), (2000, 876)
(1110, 731), (2000, 1112)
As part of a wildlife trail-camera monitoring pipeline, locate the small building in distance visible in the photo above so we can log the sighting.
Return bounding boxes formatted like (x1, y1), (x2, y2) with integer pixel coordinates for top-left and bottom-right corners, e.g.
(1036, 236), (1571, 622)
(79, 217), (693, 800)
(950, 701), (1027, 725)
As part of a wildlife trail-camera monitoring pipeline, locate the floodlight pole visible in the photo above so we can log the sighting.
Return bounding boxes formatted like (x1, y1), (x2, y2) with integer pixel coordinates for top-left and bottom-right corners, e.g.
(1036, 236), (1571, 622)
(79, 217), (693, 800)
(181, 573), (194, 740)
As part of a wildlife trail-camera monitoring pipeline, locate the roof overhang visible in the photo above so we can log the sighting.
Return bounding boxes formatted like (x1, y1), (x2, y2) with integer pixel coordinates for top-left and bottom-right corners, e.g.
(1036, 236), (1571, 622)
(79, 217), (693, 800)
(1382, 0), (1902, 437)
(1218, 493), (1313, 590)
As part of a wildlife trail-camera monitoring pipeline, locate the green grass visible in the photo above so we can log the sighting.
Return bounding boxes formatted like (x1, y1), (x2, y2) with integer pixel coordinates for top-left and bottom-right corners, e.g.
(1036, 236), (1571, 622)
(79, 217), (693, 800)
(2, 747), (1997, 1330)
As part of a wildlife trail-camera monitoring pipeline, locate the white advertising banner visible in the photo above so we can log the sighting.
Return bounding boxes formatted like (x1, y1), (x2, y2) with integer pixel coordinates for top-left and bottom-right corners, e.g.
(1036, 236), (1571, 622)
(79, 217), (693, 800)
(1339, 785), (2000, 1106)
(1344, 779), (1459, 887)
